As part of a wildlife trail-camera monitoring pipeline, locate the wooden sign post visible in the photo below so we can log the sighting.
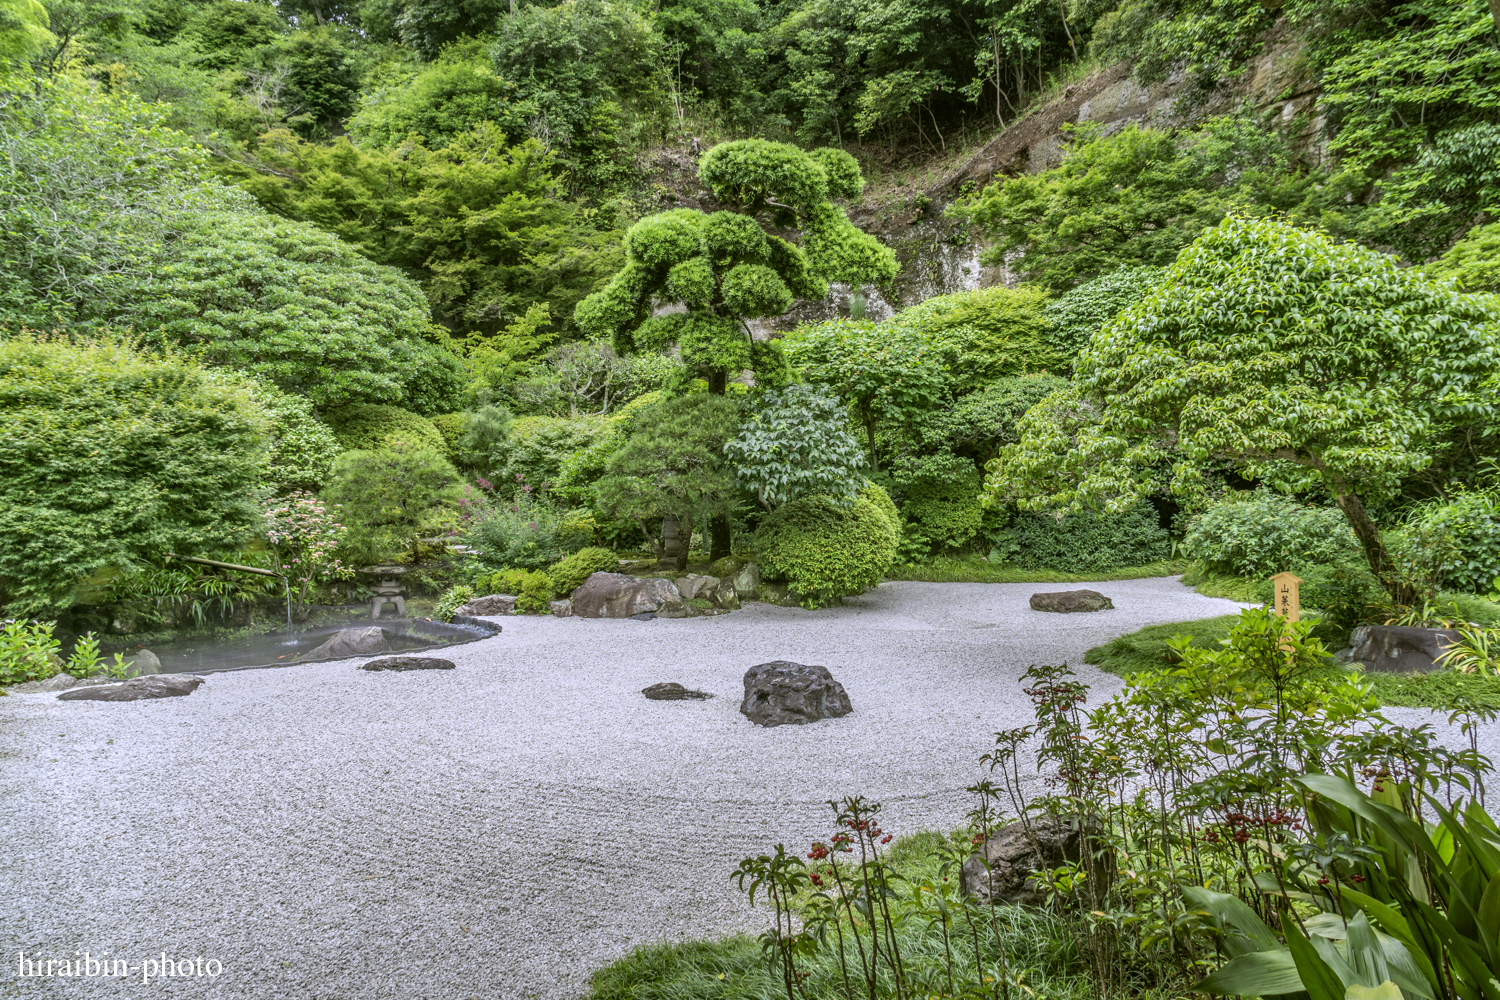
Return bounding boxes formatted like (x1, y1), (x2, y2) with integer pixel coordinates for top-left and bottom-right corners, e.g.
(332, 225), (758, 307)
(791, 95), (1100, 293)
(1269, 571), (1301, 622)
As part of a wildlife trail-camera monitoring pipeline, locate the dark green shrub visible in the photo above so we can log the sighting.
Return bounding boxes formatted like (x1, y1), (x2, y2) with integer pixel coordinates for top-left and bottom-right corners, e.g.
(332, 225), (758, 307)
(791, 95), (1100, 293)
(1042, 265), (1165, 363)
(322, 404), (447, 454)
(470, 493), (594, 569)
(248, 379), (341, 494)
(1182, 492), (1358, 577)
(487, 568), (551, 613)
(0, 336), (266, 613)
(757, 482), (899, 607)
(547, 547), (619, 598)
(901, 468), (982, 551)
(1009, 503), (1170, 573)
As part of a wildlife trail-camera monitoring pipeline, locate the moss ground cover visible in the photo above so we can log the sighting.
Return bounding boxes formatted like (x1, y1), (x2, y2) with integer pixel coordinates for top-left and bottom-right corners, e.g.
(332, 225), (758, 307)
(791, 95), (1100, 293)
(886, 556), (1190, 583)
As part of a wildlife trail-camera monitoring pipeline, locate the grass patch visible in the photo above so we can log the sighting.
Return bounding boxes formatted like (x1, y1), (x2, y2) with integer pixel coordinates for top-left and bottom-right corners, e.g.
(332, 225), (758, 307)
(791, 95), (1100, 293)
(886, 555), (1190, 584)
(587, 828), (1173, 1000)
(1178, 567), (1267, 604)
(1086, 615), (1500, 711)
(1083, 615), (1241, 675)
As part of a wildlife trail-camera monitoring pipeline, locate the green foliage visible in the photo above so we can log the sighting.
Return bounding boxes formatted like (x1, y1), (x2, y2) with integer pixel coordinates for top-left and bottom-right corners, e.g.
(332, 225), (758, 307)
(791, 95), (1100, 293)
(325, 447), (462, 565)
(493, 415), (611, 495)
(1182, 492), (1360, 577)
(0, 0), (51, 73)
(1425, 222), (1500, 292)
(321, 404), (446, 455)
(1007, 502), (1171, 574)
(896, 284), (1058, 389)
(0, 620), (63, 687)
(1395, 489), (1500, 595)
(428, 412), (468, 459)
(756, 482), (900, 607)
(454, 404), (513, 472)
(885, 554), (1187, 583)
(782, 318), (949, 470)
(963, 119), (1325, 289)
(899, 465), (983, 551)
(987, 215), (1500, 599)
(469, 492), (593, 570)
(576, 140), (894, 389)
(0, 336), (266, 614)
(918, 374), (1071, 467)
(546, 546), (619, 599)
(244, 378), (341, 494)
(1092, 0), (1272, 92)
(231, 129), (623, 341)
(433, 583), (473, 622)
(550, 390), (665, 504)
(1042, 265), (1164, 363)
(486, 567), (551, 613)
(347, 39), (525, 150)
(723, 384), (865, 512)
(594, 394), (740, 561)
(1084, 614), (1242, 675)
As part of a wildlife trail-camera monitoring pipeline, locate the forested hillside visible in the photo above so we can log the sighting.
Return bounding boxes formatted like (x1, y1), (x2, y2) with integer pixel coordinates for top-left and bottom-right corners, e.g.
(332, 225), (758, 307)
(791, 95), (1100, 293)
(1, 0), (1498, 631)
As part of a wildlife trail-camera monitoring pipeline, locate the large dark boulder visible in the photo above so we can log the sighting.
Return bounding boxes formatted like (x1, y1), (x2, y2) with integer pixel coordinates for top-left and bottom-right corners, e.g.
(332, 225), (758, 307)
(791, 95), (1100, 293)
(1029, 590), (1114, 613)
(57, 675), (204, 702)
(571, 573), (683, 618)
(360, 656), (455, 671)
(297, 626), (398, 662)
(1346, 625), (1461, 673)
(739, 661), (852, 727)
(960, 816), (1110, 905)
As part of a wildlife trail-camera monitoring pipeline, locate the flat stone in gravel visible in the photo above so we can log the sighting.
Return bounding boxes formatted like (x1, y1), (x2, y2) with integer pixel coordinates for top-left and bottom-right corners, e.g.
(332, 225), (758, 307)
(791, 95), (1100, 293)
(55, 675), (203, 701)
(642, 682), (713, 700)
(360, 656), (456, 672)
(1030, 589), (1114, 613)
(740, 660), (852, 727)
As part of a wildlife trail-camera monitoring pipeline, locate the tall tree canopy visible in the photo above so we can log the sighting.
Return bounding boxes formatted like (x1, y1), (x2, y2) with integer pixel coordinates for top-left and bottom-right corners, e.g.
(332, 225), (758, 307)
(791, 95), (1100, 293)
(985, 215), (1500, 601)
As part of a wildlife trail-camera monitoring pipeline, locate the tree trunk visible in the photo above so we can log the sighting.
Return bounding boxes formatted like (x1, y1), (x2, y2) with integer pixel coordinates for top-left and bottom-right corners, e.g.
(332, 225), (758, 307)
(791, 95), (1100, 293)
(1329, 483), (1414, 605)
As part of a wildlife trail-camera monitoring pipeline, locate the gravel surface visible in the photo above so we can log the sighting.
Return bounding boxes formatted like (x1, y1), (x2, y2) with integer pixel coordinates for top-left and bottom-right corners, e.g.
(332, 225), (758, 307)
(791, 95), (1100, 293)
(0, 577), (1475, 999)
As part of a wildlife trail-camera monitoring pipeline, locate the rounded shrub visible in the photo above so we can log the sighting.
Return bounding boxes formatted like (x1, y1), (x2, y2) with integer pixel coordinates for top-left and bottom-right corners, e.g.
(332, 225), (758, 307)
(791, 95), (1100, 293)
(1394, 492), (1500, 595)
(757, 482), (899, 607)
(547, 547), (619, 598)
(486, 568), (552, 613)
(1010, 503), (1170, 573)
(323, 404), (447, 454)
(429, 412), (470, 459)
(1181, 492), (1357, 578)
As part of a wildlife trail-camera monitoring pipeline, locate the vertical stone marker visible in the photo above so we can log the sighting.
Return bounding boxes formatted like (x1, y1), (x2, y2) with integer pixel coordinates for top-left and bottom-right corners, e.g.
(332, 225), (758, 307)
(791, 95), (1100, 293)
(1269, 571), (1301, 622)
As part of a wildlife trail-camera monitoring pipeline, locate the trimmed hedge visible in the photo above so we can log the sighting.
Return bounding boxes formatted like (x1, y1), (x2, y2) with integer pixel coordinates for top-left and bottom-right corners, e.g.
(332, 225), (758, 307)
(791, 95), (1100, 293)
(1010, 504), (1170, 573)
(757, 482), (900, 607)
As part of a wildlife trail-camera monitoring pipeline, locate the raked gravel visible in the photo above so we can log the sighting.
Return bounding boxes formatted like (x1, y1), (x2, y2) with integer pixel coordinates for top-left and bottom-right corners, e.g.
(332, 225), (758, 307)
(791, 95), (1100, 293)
(1, 577), (1488, 999)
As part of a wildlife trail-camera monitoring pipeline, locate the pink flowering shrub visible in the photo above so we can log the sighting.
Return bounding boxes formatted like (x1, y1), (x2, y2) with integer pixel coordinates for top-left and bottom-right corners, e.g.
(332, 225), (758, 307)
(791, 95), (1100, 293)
(262, 492), (353, 616)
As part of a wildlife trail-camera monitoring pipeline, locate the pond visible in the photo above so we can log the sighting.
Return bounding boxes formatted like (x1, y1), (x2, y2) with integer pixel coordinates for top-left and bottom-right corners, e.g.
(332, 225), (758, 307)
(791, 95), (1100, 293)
(135, 611), (498, 675)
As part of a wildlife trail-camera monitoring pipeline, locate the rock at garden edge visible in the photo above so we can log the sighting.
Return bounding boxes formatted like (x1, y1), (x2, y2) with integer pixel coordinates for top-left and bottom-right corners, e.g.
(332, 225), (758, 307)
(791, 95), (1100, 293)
(960, 816), (1110, 905)
(571, 573), (683, 618)
(57, 675), (204, 702)
(456, 594), (517, 617)
(1345, 625), (1460, 673)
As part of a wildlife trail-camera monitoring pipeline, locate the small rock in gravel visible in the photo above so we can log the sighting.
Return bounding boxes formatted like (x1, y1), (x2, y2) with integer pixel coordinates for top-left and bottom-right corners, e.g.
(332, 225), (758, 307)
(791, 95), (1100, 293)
(739, 661), (851, 727)
(548, 599), (572, 617)
(298, 626), (397, 661)
(360, 656), (455, 671)
(57, 675), (203, 702)
(7, 673), (80, 694)
(629, 611), (656, 621)
(642, 682), (713, 701)
(1029, 589), (1114, 613)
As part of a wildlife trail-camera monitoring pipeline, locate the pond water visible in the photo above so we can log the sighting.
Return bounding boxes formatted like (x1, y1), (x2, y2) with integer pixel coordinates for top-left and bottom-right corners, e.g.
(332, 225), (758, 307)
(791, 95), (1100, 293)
(140, 612), (498, 675)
